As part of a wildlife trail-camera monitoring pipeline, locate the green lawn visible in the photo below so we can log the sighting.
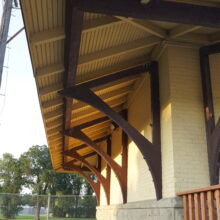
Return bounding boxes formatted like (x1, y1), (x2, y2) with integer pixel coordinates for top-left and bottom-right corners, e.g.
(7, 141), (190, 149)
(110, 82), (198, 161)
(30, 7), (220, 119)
(0, 215), (95, 220)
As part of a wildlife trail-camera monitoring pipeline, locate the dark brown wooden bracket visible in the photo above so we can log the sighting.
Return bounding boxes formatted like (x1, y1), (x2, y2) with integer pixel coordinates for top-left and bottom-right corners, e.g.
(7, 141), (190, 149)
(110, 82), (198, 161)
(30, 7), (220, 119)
(64, 163), (100, 205)
(149, 61), (162, 194)
(74, 0), (220, 28)
(59, 62), (162, 199)
(64, 127), (127, 203)
(200, 44), (220, 185)
(62, 1), (84, 167)
(64, 150), (110, 204)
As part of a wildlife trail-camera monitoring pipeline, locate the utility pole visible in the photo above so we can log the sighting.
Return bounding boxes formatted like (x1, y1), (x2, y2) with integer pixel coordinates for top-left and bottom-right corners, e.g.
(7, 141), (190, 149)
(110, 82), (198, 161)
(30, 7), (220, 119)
(0, 0), (13, 89)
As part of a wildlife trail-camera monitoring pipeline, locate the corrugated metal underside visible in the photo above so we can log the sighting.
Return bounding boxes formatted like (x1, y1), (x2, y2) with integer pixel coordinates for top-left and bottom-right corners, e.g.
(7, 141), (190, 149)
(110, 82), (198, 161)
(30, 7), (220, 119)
(21, 0), (220, 172)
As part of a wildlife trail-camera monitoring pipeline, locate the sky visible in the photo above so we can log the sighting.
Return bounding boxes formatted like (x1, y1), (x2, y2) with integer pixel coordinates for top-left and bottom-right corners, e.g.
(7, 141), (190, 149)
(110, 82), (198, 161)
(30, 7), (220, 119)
(0, 1), (47, 158)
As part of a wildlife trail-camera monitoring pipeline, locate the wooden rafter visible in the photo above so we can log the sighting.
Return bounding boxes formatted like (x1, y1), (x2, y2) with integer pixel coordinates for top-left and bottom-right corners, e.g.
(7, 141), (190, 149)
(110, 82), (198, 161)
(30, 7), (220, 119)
(78, 36), (160, 67)
(36, 63), (65, 79)
(115, 16), (168, 38)
(67, 136), (110, 153)
(169, 25), (201, 38)
(30, 27), (65, 46)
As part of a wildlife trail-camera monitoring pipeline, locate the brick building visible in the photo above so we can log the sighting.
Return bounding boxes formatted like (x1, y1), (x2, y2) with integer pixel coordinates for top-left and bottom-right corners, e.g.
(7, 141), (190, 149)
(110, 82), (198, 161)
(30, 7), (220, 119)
(20, 0), (220, 219)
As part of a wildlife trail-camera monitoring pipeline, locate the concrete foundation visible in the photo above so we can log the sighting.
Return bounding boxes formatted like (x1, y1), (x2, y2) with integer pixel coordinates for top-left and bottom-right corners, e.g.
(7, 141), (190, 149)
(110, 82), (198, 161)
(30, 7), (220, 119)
(96, 197), (183, 220)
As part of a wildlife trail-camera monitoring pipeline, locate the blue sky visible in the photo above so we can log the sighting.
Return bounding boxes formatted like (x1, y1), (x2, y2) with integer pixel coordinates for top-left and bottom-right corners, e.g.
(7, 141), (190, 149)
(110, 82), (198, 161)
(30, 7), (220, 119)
(0, 2), (47, 158)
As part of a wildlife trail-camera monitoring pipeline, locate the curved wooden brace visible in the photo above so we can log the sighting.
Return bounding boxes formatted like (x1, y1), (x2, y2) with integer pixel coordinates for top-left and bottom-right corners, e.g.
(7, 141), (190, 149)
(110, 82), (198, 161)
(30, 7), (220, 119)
(65, 128), (127, 203)
(60, 86), (162, 199)
(64, 150), (110, 204)
(68, 164), (101, 205)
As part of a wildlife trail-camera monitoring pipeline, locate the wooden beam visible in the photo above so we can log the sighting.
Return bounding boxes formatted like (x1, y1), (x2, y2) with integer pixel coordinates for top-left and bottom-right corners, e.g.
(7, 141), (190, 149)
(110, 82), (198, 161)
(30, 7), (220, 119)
(42, 98), (63, 110)
(170, 25), (201, 38)
(74, 116), (109, 130)
(40, 83), (63, 96)
(73, 85), (132, 113)
(71, 105), (123, 128)
(115, 16), (168, 38)
(210, 32), (220, 44)
(35, 63), (65, 78)
(45, 108), (63, 120)
(75, 55), (150, 84)
(76, 65), (147, 89)
(68, 136), (110, 153)
(72, 97), (126, 121)
(74, 0), (220, 28)
(83, 16), (119, 33)
(78, 36), (160, 66)
(63, 164), (90, 172)
(30, 27), (65, 46)
(46, 118), (63, 129)
(63, 2), (84, 167)
(200, 46), (218, 185)
(67, 151), (98, 164)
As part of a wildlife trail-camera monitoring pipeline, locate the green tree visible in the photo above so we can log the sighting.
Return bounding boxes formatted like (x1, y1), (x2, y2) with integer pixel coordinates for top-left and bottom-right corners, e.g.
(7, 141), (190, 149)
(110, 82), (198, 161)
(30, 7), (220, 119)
(19, 145), (54, 220)
(0, 153), (24, 218)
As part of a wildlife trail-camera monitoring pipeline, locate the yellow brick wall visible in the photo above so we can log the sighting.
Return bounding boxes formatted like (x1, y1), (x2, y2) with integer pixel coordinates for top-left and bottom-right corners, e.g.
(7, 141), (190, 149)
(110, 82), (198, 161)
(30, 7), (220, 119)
(209, 54), (220, 123)
(99, 44), (211, 205)
(127, 75), (156, 202)
(110, 128), (123, 204)
(159, 48), (175, 198)
(168, 46), (209, 193)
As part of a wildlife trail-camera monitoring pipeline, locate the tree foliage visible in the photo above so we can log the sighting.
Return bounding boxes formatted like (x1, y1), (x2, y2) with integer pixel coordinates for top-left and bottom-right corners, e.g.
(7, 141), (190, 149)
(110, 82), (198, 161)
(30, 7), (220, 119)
(0, 145), (96, 219)
(0, 153), (25, 218)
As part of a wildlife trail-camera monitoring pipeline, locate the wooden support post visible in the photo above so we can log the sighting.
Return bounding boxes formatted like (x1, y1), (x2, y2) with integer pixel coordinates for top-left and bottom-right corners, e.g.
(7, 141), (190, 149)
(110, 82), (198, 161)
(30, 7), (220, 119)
(106, 137), (111, 205)
(200, 45), (220, 185)
(62, 1), (84, 166)
(121, 110), (128, 203)
(149, 61), (162, 198)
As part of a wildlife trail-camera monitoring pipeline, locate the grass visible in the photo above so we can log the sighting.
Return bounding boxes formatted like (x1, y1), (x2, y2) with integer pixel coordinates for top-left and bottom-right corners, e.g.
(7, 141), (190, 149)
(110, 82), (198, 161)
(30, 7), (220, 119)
(0, 215), (95, 220)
